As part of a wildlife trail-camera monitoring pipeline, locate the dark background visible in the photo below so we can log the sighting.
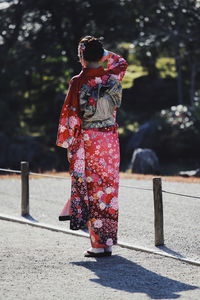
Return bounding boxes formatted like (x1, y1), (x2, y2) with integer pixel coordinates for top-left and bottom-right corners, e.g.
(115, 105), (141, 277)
(0, 0), (200, 174)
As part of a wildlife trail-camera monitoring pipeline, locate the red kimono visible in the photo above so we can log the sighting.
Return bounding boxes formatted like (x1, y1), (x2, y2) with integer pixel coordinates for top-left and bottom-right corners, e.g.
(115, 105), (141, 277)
(56, 53), (127, 248)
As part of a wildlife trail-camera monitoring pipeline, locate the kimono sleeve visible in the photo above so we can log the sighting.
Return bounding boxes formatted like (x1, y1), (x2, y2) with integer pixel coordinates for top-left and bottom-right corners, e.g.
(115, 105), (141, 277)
(56, 78), (81, 149)
(106, 52), (128, 81)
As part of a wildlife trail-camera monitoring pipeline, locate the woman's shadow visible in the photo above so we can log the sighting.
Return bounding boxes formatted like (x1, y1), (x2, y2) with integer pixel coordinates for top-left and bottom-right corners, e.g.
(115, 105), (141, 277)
(71, 255), (198, 299)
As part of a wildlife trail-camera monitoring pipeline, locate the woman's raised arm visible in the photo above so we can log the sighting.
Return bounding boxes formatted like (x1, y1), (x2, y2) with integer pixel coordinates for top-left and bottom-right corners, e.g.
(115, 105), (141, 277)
(103, 50), (128, 81)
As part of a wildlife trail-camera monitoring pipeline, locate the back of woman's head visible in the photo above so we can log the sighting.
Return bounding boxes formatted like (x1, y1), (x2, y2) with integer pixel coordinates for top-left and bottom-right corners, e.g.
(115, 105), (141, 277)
(79, 36), (104, 62)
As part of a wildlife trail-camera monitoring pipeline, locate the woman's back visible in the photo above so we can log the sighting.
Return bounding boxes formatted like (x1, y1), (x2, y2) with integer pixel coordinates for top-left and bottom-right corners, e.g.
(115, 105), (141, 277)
(56, 36), (128, 257)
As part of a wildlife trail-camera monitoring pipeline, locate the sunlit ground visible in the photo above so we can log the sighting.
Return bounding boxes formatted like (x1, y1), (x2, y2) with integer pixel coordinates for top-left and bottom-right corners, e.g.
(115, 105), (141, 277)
(1, 172), (200, 183)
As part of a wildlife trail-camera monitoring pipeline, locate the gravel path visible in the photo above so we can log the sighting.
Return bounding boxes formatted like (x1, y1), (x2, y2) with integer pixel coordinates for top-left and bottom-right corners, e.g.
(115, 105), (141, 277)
(0, 177), (199, 261)
(0, 219), (200, 300)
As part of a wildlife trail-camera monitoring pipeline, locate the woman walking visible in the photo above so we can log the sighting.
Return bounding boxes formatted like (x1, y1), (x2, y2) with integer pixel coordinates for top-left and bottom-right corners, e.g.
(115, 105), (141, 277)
(56, 36), (127, 257)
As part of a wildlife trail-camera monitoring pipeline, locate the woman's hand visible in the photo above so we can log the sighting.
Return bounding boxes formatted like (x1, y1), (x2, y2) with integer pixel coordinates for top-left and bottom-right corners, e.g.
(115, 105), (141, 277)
(67, 148), (72, 163)
(100, 49), (110, 62)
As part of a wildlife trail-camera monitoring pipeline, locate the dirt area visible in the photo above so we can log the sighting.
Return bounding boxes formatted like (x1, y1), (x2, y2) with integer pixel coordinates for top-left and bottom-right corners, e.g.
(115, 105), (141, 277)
(1, 171), (200, 183)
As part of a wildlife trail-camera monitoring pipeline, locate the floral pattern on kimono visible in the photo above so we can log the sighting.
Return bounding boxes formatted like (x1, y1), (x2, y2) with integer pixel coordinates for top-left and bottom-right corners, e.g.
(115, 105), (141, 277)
(67, 137), (89, 230)
(83, 129), (120, 248)
(56, 77), (82, 149)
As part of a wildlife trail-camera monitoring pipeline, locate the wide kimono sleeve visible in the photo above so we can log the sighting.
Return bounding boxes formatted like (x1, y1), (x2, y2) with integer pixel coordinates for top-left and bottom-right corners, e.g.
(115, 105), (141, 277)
(56, 77), (81, 149)
(105, 52), (128, 82)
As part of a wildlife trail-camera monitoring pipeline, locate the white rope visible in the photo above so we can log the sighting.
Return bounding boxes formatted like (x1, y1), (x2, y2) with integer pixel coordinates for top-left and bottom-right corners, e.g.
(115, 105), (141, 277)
(1, 167), (200, 199)
(0, 168), (21, 174)
(119, 184), (152, 191)
(29, 172), (70, 180)
(162, 190), (200, 200)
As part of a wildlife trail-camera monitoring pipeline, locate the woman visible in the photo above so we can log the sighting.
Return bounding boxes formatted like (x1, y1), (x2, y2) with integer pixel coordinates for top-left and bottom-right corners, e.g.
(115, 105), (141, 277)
(56, 36), (128, 257)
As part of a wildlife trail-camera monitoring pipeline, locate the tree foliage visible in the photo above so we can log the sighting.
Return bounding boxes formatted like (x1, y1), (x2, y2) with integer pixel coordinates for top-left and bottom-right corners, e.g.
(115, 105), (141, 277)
(0, 0), (133, 134)
(0, 0), (200, 170)
(130, 0), (200, 104)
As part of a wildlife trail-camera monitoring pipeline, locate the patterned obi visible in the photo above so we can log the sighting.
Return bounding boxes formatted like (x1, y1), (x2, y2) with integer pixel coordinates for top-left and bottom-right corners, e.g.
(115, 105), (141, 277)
(82, 124), (118, 133)
(79, 75), (122, 129)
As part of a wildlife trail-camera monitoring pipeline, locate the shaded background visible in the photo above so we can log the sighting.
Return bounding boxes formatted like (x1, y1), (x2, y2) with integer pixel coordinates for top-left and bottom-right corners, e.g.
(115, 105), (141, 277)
(0, 0), (200, 174)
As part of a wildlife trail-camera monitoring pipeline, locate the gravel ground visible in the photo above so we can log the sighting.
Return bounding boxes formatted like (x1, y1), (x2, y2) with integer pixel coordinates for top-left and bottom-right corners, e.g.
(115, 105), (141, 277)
(0, 219), (200, 300)
(0, 177), (199, 261)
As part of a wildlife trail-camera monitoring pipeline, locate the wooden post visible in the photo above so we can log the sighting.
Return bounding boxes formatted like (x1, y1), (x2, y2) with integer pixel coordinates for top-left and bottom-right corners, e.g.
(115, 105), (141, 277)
(153, 177), (164, 246)
(21, 161), (29, 216)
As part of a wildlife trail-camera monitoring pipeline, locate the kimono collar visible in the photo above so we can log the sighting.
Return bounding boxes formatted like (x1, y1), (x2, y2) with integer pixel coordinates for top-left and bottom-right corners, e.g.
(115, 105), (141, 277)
(81, 66), (106, 77)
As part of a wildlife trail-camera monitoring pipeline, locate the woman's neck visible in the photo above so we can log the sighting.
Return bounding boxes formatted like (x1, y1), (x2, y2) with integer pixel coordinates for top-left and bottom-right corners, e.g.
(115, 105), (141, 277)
(85, 62), (100, 68)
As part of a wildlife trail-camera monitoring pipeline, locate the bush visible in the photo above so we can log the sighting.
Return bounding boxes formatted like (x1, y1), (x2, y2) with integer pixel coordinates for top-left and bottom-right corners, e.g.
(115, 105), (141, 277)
(156, 104), (200, 158)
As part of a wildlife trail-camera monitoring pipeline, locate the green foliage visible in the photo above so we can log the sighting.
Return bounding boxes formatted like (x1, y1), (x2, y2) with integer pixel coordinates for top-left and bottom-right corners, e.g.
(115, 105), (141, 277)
(155, 103), (200, 158)
(0, 0), (133, 142)
(130, 0), (200, 104)
(156, 57), (177, 78)
(160, 102), (200, 131)
(122, 65), (147, 89)
(160, 105), (194, 131)
(1, 0), (200, 170)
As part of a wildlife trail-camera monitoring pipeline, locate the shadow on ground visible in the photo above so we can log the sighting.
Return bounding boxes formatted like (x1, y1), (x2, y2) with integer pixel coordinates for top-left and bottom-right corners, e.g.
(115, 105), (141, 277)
(22, 214), (38, 222)
(157, 246), (185, 258)
(71, 255), (198, 299)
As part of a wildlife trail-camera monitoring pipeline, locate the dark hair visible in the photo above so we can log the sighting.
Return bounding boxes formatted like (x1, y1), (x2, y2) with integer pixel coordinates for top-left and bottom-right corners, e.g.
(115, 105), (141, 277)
(79, 36), (104, 62)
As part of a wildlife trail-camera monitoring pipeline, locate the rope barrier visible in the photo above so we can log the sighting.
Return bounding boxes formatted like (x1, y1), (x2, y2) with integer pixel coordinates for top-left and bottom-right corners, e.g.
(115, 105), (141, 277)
(119, 184), (152, 191)
(1, 167), (200, 199)
(29, 172), (70, 180)
(0, 168), (70, 180)
(0, 167), (151, 189)
(0, 168), (21, 174)
(162, 190), (200, 200)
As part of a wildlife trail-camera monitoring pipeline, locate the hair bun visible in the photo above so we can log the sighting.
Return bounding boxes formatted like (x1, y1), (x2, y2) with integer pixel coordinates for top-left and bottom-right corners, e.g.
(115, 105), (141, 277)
(79, 36), (104, 62)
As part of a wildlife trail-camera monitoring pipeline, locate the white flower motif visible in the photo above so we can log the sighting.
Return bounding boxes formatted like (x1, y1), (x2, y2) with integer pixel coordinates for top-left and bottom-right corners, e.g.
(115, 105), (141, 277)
(99, 202), (106, 210)
(99, 158), (106, 166)
(83, 134), (89, 141)
(105, 187), (112, 194)
(62, 141), (69, 148)
(86, 177), (93, 183)
(95, 77), (102, 84)
(68, 116), (78, 128)
(59, 125), (66, 133)
(89, 196), (94, 201)
(97, 191), (103, 197)
(74, 160), (84, 173)
(93, 219), (103, 228)
(108, 168), (115, 174)
(77, 147), (84, 159)
(106, 238), (113, 246)
(110, 197), (118, 210)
